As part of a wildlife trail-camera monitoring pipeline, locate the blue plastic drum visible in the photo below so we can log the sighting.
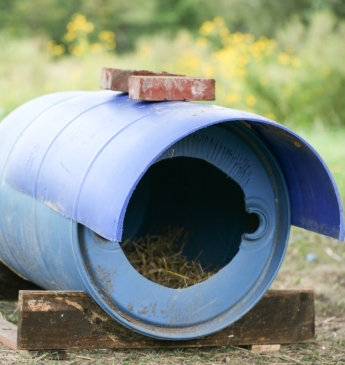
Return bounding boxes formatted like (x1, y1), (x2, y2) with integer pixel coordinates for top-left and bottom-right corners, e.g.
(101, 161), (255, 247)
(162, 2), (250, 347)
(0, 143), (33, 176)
(0, 91), (343, 339)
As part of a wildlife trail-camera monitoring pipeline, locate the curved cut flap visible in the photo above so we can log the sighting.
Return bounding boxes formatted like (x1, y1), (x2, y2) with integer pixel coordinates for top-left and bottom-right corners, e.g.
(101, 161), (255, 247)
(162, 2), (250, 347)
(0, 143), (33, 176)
(4, 91), (344, 241)
(242, 121), (344, 241)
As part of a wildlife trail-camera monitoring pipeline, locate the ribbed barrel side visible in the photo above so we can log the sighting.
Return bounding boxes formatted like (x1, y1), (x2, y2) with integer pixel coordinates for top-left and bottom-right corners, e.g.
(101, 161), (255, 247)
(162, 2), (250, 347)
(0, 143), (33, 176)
(0, 92), (87, 289)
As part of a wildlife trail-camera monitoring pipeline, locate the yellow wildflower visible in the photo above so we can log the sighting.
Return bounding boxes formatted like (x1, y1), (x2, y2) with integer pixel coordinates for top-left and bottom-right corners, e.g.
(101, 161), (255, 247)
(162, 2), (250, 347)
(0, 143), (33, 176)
(199, 21), (215, 36)
(237, 68), (247, 77)
(202, 65), (215, 78)
(265, 113), (275, 120)
(99, 31), (115, 41)
(245, 95), (257, 106)
(53, 44), (65, 56)
(232, 32), (244, 44)
(244, 34), (254, 43)
(252, 40), (266, 53)
(105, 39), (116, 50)
(219, 27), (229, 38)
(278, 53), (290, 65)
(196, 37), (209, 48)
(64, 31), (75, 42)
(213, 16), (225, 26)
(291, 57), (301, 68)
(90, 43), (102, 53)
(237, 55), (249, 67)
(45, 40), (55, 53)
(227, 93), (241, 104)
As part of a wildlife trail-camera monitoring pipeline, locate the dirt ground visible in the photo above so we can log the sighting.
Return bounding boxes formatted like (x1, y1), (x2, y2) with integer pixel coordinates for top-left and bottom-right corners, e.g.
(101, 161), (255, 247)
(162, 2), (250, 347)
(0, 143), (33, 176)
(0, 228), (344, 364)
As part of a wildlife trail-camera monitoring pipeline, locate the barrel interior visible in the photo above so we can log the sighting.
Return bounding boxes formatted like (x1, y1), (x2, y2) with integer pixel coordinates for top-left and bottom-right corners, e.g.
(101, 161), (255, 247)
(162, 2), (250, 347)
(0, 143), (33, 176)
(122, 157), (259, 274)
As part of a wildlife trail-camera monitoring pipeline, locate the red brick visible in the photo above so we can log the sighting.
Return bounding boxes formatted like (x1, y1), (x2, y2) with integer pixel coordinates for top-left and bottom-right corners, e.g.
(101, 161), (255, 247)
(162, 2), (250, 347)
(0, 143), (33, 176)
(100, 68), (184, 92)
(128, 76), (215, 101)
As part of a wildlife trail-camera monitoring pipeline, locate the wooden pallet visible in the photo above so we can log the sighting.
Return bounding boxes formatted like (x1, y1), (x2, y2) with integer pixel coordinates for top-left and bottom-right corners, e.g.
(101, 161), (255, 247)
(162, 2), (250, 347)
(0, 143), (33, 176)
(0, 289), (315, 351)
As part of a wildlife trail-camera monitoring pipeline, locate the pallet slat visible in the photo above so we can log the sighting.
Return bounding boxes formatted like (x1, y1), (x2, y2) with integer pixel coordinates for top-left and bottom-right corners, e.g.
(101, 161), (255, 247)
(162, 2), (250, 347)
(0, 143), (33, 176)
(0, 318), (18, 351)
(17, 289), (315, 350)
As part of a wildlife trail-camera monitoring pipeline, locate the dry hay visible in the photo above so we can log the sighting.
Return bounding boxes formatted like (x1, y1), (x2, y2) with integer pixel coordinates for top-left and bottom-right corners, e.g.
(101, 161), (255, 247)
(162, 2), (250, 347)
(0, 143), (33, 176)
(121, 228), (220, 289)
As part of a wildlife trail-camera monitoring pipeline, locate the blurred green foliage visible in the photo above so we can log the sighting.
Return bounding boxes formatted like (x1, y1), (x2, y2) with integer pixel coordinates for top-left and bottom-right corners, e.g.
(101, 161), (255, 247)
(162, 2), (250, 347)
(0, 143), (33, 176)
(1, 0), (345, 52)
(1, 0), (345, 130)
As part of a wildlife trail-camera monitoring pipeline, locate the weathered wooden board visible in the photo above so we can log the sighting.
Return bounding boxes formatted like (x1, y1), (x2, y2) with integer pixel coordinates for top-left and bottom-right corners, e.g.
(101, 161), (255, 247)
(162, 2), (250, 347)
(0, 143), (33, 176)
(0, 318), (66, 358)
(0, 261), (41, 300)
(0, 318), (18, 351)
(17, 290), (315, 350)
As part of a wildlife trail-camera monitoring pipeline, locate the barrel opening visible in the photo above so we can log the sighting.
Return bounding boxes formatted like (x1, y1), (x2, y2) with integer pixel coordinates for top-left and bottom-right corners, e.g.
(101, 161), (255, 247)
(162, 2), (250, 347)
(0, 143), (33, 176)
(246, 213), (260, 234)
(121, 156), (260, 288)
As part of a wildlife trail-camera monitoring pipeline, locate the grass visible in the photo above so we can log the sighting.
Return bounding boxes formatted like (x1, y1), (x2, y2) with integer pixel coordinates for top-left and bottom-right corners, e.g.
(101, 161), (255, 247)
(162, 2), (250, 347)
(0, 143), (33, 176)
(0, 341), (344, 364)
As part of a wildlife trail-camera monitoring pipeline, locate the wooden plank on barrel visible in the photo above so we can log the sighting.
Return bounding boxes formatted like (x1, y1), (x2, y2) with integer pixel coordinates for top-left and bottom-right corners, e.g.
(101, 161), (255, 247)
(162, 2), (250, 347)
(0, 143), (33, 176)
(17, 289), (315, 350)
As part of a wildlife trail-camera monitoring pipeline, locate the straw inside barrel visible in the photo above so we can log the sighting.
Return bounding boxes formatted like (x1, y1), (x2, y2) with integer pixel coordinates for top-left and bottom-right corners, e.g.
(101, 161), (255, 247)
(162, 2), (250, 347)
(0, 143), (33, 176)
(121, 228), (220, 289)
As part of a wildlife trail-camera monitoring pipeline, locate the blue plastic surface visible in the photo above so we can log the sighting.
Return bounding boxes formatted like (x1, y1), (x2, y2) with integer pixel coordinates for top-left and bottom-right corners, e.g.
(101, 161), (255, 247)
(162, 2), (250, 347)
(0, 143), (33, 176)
(0, 91), (343, 340)
(72, 122), (290, 338)
(4, 91), (343, 241)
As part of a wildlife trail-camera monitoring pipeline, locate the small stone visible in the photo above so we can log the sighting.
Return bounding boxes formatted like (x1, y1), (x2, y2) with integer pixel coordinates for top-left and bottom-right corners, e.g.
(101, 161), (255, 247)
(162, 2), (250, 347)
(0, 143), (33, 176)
(305, 253), (316, 262)
(251, 344), (281, 353)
